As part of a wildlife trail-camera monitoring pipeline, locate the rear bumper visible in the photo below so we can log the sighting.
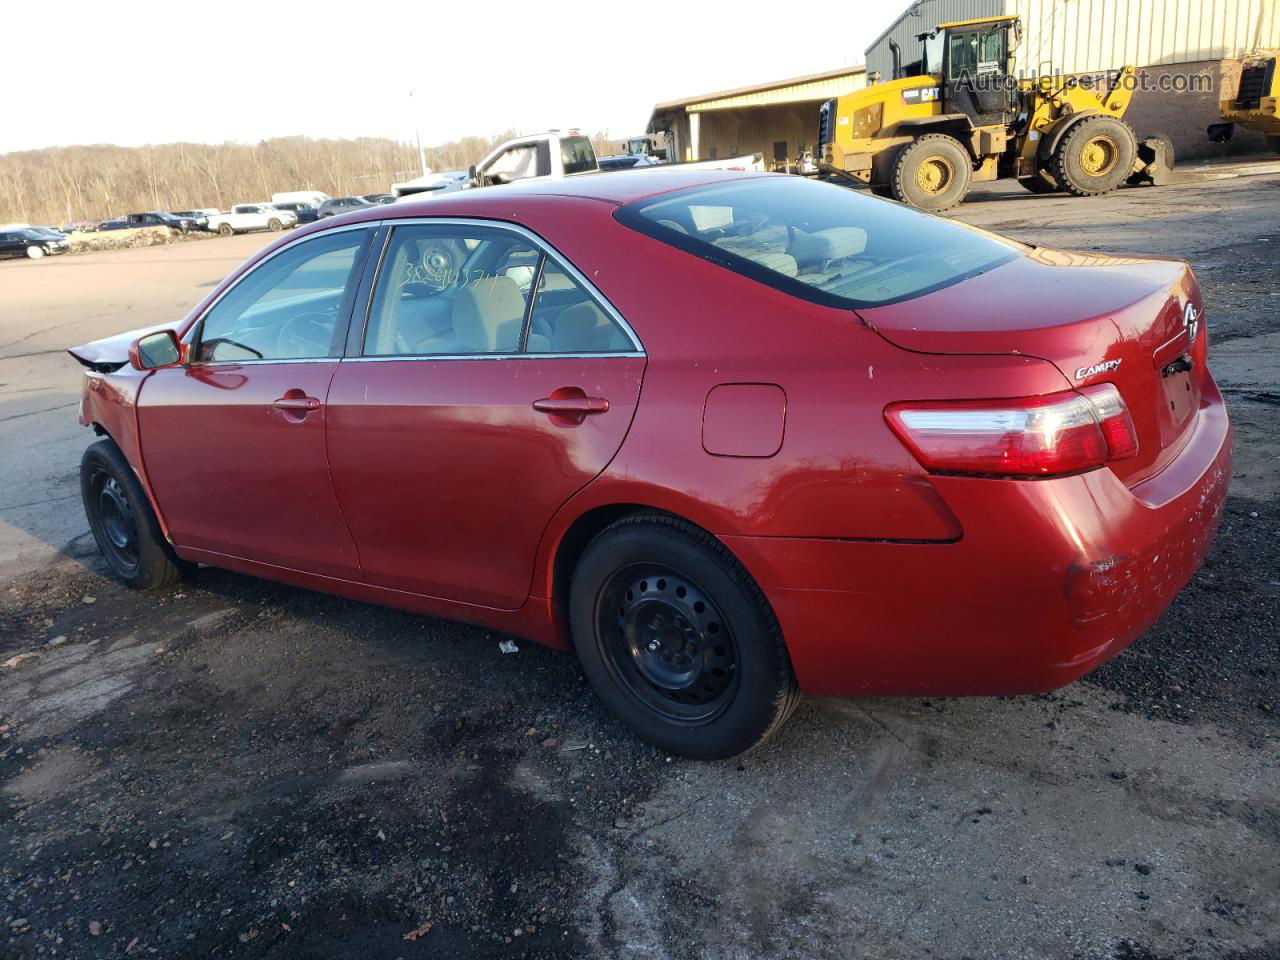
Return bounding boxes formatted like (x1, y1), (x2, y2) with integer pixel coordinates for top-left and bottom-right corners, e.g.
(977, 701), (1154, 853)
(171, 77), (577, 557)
(726, 377), (1233, 697)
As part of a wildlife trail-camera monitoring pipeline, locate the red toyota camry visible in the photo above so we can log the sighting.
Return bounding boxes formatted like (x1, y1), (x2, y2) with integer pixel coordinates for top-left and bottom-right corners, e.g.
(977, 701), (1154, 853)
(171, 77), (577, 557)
(70, 171), (1231, 759)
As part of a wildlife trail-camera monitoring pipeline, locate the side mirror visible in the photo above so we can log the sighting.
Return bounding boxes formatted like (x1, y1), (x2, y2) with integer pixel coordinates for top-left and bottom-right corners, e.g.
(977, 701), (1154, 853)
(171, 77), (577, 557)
(130, 330), (182, 370)
(468, 164), (480, 186)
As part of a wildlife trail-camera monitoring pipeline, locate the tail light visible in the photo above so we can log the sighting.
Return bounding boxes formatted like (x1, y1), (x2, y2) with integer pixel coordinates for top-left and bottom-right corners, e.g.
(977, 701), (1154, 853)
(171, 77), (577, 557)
(885, 384), (1138, 478)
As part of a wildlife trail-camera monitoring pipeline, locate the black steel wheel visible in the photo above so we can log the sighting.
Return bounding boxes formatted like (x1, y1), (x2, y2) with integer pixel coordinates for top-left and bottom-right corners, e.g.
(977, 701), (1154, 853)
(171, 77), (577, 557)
(81, 439), (188, 589)
(570, 514), (800, 759)
(600, 565), (740, 724)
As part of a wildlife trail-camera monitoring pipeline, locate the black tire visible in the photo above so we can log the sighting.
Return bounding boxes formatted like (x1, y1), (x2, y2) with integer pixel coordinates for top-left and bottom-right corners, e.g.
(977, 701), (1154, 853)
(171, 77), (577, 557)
(870, 183), (894, 198)
(1051, 115), (1138, 197)
(267, 218), (283, 232)
(1018, 169), (1060, 193)
(81, 440), (188, 590)
(1267, 135), (1280, 156)
(890, 134), (973, 211)
(217, 223), (234, 237)
(569, 513), (800, 760)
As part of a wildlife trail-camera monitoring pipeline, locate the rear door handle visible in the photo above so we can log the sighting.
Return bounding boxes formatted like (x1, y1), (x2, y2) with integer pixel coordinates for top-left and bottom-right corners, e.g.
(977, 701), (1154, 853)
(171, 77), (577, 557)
(273, 396), (321, 411)
(532, 396), (609, 416)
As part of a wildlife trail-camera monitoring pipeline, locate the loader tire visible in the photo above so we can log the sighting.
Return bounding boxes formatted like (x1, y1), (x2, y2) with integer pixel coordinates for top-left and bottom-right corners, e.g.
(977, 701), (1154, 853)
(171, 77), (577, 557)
(890, 135), (972, 212)
(1268, 135), (1280, 156)
(1051, 115), (1137, 197)
(1018, 169), (1059, 193)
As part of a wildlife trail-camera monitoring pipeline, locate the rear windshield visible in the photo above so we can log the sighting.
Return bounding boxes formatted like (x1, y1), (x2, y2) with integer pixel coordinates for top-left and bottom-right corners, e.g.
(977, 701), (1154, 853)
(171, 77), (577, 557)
(614, 176), (1022, 308)
(560, 136), (596, 175)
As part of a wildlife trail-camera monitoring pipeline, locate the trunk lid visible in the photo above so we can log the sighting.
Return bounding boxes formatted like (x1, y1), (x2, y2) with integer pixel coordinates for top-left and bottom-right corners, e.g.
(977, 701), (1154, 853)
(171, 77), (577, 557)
(859, 247), (1208, 485)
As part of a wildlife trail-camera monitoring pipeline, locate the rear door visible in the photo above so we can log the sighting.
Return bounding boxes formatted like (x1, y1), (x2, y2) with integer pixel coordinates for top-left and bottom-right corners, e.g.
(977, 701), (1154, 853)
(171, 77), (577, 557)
(138, 225), (375, 577)
(325, 220), (645, 609)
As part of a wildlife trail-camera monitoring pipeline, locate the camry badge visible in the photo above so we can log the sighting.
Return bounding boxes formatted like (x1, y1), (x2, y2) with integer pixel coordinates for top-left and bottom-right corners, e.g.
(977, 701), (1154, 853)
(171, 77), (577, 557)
(1074, 358), (1123, 380)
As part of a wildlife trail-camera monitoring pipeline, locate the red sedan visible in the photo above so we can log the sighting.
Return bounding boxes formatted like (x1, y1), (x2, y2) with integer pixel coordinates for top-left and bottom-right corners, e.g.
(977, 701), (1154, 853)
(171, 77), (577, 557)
(69, 171), (1231, 759)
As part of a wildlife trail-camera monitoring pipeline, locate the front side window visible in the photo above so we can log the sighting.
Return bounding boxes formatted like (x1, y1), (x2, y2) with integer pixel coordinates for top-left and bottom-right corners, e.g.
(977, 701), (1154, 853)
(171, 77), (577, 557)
(486, 145), (539, 182)
(363, 224), (634, 356)
(615, 176), (1021, 309)
(195, 229), (370, 362)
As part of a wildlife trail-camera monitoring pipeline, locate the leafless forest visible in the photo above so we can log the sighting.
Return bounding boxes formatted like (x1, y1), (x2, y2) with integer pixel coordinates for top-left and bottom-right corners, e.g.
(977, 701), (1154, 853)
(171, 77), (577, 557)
(0, 130), (618, 226)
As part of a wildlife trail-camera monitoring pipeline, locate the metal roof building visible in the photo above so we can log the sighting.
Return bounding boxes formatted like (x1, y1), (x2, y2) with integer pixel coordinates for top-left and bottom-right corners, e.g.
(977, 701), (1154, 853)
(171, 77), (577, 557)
(647, 66), (867, 168)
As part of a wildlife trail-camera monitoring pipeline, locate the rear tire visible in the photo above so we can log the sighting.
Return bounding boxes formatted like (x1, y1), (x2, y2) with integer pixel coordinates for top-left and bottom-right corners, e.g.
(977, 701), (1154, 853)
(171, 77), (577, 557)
(890, 134), (973, 211)
(218, 223), (234, 237)
(26, 245), (46, 259)
(81, 440), (189, 590)
(569, 514), (800, 760)
(1051, 115), (1137, 197)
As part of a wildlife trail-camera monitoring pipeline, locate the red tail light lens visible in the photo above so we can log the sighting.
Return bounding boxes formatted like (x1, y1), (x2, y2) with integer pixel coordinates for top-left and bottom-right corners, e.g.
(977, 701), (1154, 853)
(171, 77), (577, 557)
(885, 384), (1139, 478)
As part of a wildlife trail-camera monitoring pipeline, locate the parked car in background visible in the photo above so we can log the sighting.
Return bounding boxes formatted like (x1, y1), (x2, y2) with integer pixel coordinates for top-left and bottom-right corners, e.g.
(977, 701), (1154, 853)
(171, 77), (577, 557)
(206, 204), (298, 236)
(272, 191), (331, 208)
(122, 212), (199, 233)
(270, 201), (319, 224)
(97, 217), (130, 231)
(599, 154), (661, 170)
(171, 210), (211, 231)
(62, 219), (102, 233)
(318, 196), (374, 218)
(1, 227), (69, 259)
(66, 171), (1232, 759)
(391, 170), (470, 199)
(362, 194), (397, 205)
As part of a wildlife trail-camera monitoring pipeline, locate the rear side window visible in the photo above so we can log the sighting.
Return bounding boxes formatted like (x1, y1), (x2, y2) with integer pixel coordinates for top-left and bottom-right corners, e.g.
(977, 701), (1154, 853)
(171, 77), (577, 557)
(560, 136), (596, 174)
(615, 176), (1022, 308)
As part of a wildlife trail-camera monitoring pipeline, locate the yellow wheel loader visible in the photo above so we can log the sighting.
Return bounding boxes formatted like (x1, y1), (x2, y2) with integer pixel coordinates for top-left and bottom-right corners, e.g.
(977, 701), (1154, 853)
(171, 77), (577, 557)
(818, 15), (1173, 211)
(1207, 50), (1279, 152)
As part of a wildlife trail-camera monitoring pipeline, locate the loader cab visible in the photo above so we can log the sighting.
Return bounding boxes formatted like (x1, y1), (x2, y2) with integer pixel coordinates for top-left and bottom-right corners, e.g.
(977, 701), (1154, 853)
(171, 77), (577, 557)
(921, 15), (1020, 127)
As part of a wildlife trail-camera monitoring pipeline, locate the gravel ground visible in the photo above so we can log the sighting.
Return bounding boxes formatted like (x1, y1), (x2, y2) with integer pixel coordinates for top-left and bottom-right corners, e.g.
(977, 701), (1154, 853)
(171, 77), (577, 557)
(1, 169), (1278, 960)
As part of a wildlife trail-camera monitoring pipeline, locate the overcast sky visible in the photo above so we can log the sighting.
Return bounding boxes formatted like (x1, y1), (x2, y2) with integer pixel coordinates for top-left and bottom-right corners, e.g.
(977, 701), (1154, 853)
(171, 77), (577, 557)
(4, 0), (899, 154)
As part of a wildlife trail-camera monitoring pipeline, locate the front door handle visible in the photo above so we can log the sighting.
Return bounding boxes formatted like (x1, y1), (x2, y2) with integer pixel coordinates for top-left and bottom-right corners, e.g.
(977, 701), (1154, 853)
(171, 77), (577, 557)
(273, 396), (321, 411)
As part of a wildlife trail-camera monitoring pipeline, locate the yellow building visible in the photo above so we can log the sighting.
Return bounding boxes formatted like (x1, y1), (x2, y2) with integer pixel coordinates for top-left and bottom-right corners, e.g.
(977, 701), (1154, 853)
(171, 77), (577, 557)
(647, 66), (868, 167)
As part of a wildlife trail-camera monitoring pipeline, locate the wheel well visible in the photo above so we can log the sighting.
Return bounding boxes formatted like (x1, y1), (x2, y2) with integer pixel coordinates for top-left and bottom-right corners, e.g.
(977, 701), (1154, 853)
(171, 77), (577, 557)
(551, 504), (740, 643)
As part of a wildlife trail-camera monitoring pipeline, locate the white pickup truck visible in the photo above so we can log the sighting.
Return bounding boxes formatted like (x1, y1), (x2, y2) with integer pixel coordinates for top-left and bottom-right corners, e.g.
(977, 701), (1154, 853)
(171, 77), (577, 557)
(207, 204), (298, 237)
(466, 131), (765, 189)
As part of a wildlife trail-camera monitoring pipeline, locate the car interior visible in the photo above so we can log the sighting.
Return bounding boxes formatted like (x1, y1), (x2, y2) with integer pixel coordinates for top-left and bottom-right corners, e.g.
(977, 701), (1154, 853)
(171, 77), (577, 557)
(364, 228), (632, 356)
(634, 179), (1021, 305)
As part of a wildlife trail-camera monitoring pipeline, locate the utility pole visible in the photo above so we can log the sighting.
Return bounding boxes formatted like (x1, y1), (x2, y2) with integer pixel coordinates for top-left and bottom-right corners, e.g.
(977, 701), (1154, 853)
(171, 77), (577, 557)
(410, 89), (429, 177)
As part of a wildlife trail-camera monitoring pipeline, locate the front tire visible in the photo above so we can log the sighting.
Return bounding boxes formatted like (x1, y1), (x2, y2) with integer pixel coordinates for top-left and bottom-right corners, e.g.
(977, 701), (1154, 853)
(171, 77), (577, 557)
(890, 134), (973, 211)
(81, 440), (188, 590)
(1051, 115), (1137, 197)
(218, 223), (234, 237)
(268, 218), (283, 232)
(26, 245), (46, 259)
(1267, 135), (1280, 156)
(569, 514), (799, 760)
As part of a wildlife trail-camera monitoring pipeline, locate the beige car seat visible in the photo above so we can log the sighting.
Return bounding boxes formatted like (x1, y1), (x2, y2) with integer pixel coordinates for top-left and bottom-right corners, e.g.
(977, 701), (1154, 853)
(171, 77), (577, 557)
(420, 276), (525, 353)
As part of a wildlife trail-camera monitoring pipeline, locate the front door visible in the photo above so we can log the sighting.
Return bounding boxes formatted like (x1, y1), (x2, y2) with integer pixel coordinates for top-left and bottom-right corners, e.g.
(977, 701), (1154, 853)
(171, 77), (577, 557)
(945, 25), (1014, 126)
(138, 226), (374, 579)
(325, 221), (645, 609)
